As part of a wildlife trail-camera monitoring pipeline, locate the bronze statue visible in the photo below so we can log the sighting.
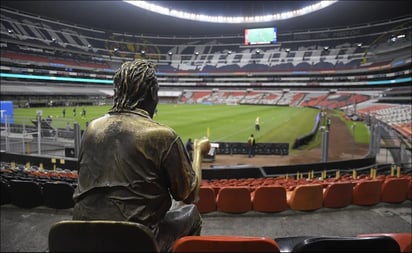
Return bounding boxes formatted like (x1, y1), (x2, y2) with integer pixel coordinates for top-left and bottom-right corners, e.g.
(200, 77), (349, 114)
(72, 59), (209, 252)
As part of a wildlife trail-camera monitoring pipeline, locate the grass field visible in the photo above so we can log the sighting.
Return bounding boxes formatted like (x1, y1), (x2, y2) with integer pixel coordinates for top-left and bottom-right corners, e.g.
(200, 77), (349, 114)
(12, 104), (369, 152)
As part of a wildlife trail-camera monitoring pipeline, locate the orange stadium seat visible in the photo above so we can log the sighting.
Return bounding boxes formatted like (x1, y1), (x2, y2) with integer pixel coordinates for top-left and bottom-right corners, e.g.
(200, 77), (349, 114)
(322, 181), (354, 208)
(286, 184), (323, 211)
(195, 186), (217, 213)
(172, 235), (281, 252)
(251, 185), (288, 212)
(216, 187), (252, 213)
(352, 180), (382, 206)
(380, 177), (409, 203)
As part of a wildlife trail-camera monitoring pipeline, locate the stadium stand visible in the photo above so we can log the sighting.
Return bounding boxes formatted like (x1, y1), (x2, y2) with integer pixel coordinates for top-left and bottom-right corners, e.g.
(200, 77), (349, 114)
(0, 4), (411, 252)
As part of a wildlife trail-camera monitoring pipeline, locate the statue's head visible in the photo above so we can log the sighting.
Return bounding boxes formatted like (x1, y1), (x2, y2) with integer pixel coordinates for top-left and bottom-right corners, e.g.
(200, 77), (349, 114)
(111, 59), (159, 117)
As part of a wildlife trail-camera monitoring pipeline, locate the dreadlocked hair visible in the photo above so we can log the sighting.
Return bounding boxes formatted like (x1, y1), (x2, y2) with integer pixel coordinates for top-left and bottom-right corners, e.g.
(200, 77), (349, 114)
(110, 59), (158, 112)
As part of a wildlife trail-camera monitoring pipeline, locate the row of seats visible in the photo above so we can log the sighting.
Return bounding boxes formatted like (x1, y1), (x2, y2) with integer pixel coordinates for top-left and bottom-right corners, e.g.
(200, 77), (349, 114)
(47, 220), (412, 252)
(1, 179), (75, 209)
(2, 169), (411, 212)
(196, 176), (412, 213)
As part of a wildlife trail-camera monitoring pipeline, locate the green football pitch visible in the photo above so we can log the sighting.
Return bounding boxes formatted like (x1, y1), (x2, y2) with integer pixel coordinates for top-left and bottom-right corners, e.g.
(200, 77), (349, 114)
(12, 104), (368, 152)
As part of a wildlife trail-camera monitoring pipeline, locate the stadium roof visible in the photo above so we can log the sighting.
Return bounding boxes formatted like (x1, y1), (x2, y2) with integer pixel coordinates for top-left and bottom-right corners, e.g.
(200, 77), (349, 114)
(1, 1), (411, 36)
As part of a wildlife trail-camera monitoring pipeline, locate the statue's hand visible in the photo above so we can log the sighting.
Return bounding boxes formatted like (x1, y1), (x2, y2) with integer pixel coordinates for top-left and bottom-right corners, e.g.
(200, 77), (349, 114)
(194, 137), (211, 155)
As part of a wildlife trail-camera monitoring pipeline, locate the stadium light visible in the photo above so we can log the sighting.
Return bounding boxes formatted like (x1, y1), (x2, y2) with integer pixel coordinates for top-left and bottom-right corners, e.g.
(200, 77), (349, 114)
(123, 0), (338, 24)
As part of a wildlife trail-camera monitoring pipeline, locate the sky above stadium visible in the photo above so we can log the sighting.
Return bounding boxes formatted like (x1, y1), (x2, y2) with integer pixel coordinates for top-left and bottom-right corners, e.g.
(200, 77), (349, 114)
(1, 1), (411, 36)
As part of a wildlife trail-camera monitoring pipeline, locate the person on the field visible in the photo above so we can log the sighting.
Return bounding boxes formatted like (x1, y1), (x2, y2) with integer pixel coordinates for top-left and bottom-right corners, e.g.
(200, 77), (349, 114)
(255, 116), (260, 131)
(247, 134), (256, 158)
(186, 138), (194, 161)
(72, 59), (202, 252)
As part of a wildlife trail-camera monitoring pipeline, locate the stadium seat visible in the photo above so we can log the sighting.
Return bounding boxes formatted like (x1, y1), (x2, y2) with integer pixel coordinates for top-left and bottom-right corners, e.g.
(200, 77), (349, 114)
(251, 185), (288, 212)
(358, 233), (412, 253)
(408, 179), (412, 200)
(274, 236), (315, 252)
(216, 187), (252, 213)
(352, 180), (382, 206)
(380, 178), (409, 203)
(322, 181), (353, 208)
(42, 181), (75, 209)
(48, 220), (159, 252)
(195, 186), (217, 213)
(9, 179), (43, 208)
(1, 179), (11, 205)
(172, 235), (281, 252)
(290, 235), (400, 252)
(286, 184), (323, 211)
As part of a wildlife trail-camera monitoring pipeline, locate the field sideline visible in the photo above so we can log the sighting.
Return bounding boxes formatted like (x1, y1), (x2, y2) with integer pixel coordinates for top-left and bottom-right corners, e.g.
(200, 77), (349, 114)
(12, 104), (368, 152)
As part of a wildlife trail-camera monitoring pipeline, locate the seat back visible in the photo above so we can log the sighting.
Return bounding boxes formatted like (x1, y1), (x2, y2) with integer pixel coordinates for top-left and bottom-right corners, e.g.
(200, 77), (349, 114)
(252, 185), (288, 212)
(172, 235), (281, 252)
(292, 236), (400, 252)
(380, 178), (409, 203)
(216, 187), (251, 213)
(323, 182), (353, 208)
(9, 179), (43, 208)
(1, 179), (11, 205)
(287, 184), (323, 211)
(42, 182), (75, 209)
(352, 180), (382, 206)
(195, 186), (217, 213)
(358, 233), (412, 253)
(48, 220), (160, 252)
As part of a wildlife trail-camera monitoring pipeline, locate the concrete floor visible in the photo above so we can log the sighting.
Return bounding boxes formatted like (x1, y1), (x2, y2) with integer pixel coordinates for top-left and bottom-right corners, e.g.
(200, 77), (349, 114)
(1, 200), (411, 252)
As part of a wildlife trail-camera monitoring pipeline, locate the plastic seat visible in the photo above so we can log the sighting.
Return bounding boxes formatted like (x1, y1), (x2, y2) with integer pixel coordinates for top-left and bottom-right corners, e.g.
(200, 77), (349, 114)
(291, 236), (400, 252)
(251, 185), (288, 212)
(195, 186), (217, 213)
(286, 184), (323, 211)
(380, 178), (409, 203)
(352, 180), (382, 206)
(358, 233), (412, 253)
(9, 179), (43, 208)
(216, 187), (251, 213)
(1, 179), (11, 205)
(172, 235), (281, 252)
(48, 220), (160, 252)
(322, 182), (353, 208)
(42, 181), (75, 209)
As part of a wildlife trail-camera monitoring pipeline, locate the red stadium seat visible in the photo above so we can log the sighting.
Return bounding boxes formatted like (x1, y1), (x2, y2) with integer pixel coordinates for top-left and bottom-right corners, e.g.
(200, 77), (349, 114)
(195, 186), (217, 213)
(380, 177), (409, 203)
(216, 187), (252, 213)
(172, 235), (281, 252)
(251, 185), (288, 212)
(323, 181), (353, 208)
(352, 180), (382, 206)
(286, 184), (323, 211)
